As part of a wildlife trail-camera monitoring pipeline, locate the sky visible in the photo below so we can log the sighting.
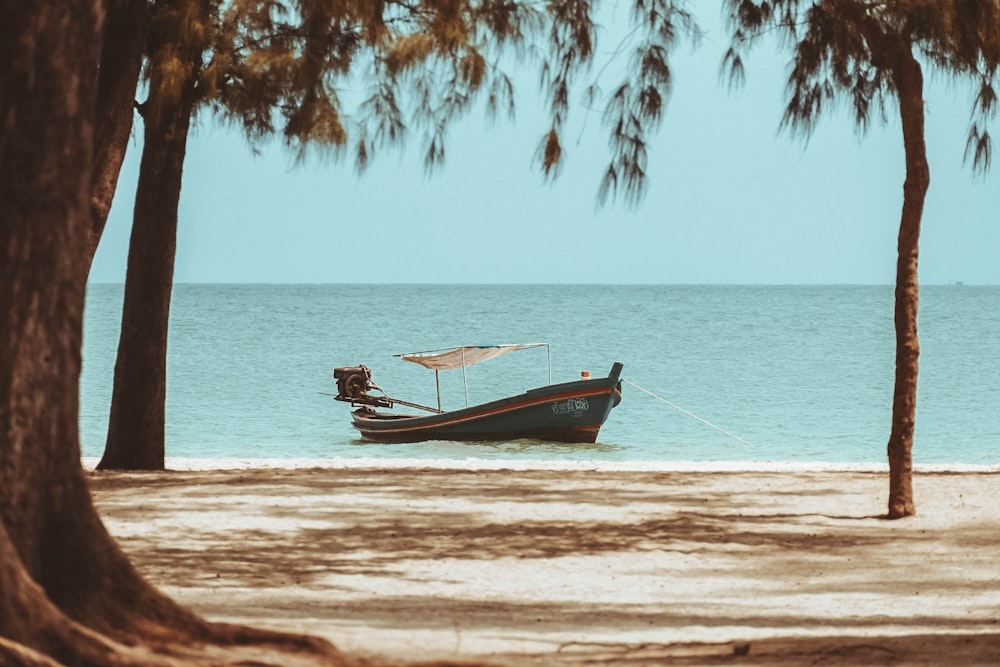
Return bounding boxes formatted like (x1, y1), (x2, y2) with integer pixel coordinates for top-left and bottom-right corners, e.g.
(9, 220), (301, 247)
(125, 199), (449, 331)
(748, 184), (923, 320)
(89, 8), (1000, 285)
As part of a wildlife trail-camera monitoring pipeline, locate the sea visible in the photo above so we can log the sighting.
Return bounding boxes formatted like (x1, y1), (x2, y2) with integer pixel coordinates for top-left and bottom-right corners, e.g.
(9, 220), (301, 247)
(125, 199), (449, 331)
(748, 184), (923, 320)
(80, 284), (1000, 467)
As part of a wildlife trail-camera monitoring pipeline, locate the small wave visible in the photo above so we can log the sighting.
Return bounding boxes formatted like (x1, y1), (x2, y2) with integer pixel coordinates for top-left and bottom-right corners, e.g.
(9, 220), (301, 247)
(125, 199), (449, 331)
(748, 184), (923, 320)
(80, 456), (999, 474)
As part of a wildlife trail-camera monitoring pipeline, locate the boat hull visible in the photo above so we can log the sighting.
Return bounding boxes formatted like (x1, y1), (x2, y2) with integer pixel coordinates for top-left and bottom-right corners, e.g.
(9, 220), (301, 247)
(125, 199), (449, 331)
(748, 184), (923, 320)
(351, 362), (623, 443)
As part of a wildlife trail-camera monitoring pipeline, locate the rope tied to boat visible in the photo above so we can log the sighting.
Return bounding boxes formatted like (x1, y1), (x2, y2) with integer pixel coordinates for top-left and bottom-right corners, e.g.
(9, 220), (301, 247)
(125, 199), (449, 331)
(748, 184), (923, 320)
(622, 378), (755, 449)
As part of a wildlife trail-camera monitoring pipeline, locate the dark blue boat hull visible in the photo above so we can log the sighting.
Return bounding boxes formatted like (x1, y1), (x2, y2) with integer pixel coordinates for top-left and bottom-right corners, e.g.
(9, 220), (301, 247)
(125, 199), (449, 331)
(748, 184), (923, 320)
(352, 362), (623, 443)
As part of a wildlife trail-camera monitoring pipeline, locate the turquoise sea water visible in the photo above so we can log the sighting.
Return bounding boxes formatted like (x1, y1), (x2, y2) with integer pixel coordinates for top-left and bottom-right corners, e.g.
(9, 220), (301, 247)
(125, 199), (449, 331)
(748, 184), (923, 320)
(80, 284), (1000, 465)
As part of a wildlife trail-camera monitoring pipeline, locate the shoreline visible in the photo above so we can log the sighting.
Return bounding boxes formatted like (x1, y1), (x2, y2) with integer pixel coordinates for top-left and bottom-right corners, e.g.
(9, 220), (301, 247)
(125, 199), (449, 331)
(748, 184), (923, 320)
(81, 455), (1000, 473)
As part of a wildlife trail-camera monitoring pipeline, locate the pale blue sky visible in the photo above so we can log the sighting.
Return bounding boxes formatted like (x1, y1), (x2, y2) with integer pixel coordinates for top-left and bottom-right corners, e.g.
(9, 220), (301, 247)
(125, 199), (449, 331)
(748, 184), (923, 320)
(89, 9), (999, 285)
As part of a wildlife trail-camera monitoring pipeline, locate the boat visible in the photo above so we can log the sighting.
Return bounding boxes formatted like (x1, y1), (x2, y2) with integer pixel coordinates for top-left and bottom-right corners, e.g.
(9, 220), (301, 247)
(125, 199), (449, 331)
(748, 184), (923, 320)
(332, 344), (623, 443)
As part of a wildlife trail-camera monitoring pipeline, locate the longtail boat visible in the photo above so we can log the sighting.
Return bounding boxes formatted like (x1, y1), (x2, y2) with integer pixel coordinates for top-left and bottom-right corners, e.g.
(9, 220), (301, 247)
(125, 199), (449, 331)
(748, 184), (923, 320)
(333, 344), (622, 443)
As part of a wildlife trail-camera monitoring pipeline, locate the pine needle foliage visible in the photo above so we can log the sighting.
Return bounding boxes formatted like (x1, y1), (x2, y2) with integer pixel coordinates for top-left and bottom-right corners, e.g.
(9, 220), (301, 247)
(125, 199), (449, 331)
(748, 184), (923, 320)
(140, 0), (701, 202)
(723, 0), (1000, 171)
(356, 0), (544, 170)
(536, 0), (700, 206)
(597, 0), (699, 205)
(142, 0), (223, 130)
(201, 0), (543, 167)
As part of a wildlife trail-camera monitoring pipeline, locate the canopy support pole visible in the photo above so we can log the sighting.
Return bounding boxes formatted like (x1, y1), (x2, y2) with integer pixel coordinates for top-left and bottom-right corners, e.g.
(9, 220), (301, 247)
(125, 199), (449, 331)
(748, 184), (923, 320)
(435, 370), (442, 412)
(546, 344), (551, 385)
(461, 347), (469, 407)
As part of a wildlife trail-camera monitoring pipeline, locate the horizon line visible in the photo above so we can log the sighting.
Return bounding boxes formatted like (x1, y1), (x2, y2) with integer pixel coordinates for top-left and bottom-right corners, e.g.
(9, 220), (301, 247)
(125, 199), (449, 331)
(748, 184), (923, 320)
(85, 281), (992, 287)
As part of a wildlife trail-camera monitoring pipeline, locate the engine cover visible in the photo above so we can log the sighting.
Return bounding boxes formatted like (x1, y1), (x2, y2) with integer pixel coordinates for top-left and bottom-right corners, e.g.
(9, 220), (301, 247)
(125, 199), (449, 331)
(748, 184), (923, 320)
(334, 365), (373, 400)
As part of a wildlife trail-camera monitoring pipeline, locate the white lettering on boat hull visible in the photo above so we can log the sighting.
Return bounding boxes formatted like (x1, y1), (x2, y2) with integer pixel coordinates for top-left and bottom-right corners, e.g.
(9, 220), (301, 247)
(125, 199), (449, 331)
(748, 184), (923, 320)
(551, 398), (590, 415)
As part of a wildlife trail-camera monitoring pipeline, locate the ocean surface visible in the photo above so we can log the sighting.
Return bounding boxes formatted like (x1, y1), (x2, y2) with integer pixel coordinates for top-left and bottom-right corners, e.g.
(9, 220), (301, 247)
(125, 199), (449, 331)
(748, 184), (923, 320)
(80, 284), (1000, 465)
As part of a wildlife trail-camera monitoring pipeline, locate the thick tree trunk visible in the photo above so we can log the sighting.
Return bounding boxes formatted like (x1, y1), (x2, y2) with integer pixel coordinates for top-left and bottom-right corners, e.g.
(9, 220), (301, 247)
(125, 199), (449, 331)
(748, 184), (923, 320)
(0, 0), (164, 660)
(87, 0), (147, 272)
(0, 0), (103, 652)
(1, 3), (346, 664)
(97, 50), (197, 470)
(886, 49), (929, 519)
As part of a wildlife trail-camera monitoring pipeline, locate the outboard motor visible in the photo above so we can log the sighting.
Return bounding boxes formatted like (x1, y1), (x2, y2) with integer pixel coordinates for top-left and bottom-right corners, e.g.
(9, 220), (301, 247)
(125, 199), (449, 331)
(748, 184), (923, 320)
(333, 365), (392, 408)
(334, 365), (372, 399)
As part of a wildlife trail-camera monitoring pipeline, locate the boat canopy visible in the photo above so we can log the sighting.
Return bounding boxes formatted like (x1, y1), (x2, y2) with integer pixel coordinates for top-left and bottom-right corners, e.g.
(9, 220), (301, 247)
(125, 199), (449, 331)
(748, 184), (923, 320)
(396, 344), (548, 371)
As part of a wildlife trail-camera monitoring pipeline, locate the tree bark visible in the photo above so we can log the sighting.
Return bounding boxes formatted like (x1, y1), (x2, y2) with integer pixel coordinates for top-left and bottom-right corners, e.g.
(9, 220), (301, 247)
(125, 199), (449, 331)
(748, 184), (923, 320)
(1, 3), (347, 664)
(97, 37), (198, 471)
(87, 0), (147, 273)
(0, 0), (100, 589)
(0, 0), (155, 659)
(886, 46), (929, 519)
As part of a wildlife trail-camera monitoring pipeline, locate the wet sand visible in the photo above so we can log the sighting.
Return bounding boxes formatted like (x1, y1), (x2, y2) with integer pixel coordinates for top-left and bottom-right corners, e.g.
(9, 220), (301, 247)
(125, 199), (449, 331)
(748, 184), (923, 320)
(87, 461), (1000, 665)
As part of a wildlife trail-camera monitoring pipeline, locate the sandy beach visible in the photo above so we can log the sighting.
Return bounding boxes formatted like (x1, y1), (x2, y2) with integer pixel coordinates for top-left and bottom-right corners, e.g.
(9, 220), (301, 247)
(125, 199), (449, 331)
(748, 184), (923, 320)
(86, 461), (1000, 665)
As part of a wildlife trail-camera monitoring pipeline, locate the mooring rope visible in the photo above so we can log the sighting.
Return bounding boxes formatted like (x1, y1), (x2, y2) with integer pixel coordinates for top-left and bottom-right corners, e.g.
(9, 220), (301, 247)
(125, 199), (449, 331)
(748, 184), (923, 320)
(623, 379), (755, 449)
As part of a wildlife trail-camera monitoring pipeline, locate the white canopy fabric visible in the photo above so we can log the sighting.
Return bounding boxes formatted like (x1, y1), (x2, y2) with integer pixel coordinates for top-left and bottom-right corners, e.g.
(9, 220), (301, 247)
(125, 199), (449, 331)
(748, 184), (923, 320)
(396, 344), (547, 371)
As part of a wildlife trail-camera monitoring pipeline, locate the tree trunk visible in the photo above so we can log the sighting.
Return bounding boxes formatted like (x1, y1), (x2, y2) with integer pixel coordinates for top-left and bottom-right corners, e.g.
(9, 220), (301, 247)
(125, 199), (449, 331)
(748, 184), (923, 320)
(87, 0), (147, 273)
(97, 45), (197, 470)
(0, 0), (184, 660)
(1, 8), (350, 662)
(0, 0), (105, 653)
(886, 47), (929, 519)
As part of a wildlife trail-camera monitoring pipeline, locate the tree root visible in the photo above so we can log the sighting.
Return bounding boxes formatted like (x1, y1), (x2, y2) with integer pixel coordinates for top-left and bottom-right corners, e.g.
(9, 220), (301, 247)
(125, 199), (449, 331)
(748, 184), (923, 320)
(2, 528), (350, 667)
(0, 638), (65, 667)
